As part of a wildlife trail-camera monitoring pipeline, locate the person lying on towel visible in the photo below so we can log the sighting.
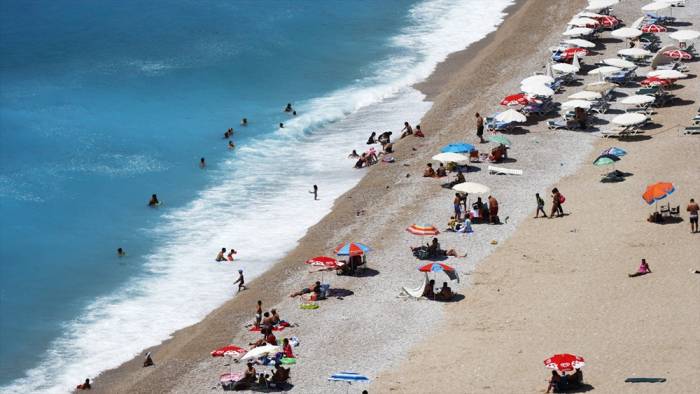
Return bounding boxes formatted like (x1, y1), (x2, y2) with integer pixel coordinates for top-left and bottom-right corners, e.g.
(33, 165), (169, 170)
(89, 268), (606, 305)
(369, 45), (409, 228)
(289, 281), (321, 297)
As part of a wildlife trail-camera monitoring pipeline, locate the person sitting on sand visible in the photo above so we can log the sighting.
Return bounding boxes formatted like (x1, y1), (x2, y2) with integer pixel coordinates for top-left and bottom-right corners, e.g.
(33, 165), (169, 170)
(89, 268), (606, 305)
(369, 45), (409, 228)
(383, 142), (394, 153)
(270, 309), (281, 325)
(348, 150), (359, 158)
(378, 131), (392, 146)
(261, 312), (273, 330)
(414, 125), (425, 137)
(447, 216), (457, 231)
(282, 338), (294, 358)
(148, 194), (160, 207)
(216, 248), (227, 262)
(447, 170), (465, 188)
(423, 163), (437, 177)
(427, 237), (440, 257)
(143, 352), (154, 367)
(249, 330), (277, 348)
(241, 363), (257, 384)
(436, 163), (447, 177)
(456, 217), (473, 234)
(435, 282), (454, 300)
(546, 370), (562, 393)
(629, 258), (651, 277)
(289, 281), (321, 297)
(77, 378), (91, 390)
(422, 279), (436, 298)
(271, 365), (290, 384)
(400, 121), (413, 138)
(570, 368), (583, 386)
(354, 154), (367, 169)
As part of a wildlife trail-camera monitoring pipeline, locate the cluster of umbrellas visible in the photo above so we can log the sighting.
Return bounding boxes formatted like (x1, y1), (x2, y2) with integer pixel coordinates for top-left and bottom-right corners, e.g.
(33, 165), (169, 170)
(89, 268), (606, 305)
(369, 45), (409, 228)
(593, 146), (626, 168)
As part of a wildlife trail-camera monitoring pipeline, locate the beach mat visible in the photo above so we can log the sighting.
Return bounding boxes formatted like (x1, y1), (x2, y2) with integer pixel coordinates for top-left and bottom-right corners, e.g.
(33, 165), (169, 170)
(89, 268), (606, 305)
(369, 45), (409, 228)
(625, 378), (666, 383)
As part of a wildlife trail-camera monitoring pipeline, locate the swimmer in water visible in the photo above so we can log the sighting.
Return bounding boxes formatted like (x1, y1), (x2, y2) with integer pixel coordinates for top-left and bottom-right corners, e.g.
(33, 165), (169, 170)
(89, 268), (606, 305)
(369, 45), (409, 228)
(148, 194), (159, 207)
(117, 247), (126, 257)
(228, 140), (236, 149)
(227, 249), (237, 261)
(279, 123), (284, 128)
(216, 248), (227, 262)
(348, 150), (359, 158)
(292, 110), (297, 116)
(200, 157), (206, 168)
(284, 103), (293, 113)
(241, 118), (248, 126)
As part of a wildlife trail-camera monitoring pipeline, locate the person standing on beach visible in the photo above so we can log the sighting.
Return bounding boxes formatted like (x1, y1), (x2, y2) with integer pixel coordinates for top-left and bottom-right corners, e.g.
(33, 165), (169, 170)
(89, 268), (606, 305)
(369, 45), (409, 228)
(475, 113), (485, 143)
(200, 157), (206, 168)
(254, 300), (263, 328)
(550, 188), (563, 218)
(535, 193), (547, 218)
(453, 193), (462, 220)
(309, 185), (318, 200)
(488, 195), (499, 224)
(234, 269), (247, 292)
(687, 198), (699, 233)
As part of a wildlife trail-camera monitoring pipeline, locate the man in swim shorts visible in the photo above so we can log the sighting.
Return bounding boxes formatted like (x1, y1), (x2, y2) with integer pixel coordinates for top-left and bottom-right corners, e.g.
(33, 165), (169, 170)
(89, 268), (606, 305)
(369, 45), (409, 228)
(688, 198), (699, 233)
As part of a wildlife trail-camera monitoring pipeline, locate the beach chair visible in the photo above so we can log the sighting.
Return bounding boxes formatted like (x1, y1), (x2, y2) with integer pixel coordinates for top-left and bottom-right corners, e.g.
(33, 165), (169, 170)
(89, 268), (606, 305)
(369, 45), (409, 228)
(600, 126), (630, 138)
(398, 273), (428, 300)
(547, 118), (574, 130)
(488, 165), (523, 175)
(682, 126), (700, 135)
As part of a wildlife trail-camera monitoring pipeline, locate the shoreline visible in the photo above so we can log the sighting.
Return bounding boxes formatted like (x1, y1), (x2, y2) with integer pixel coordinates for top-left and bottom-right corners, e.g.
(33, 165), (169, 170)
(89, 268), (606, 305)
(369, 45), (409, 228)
(88, 0), (594, 392)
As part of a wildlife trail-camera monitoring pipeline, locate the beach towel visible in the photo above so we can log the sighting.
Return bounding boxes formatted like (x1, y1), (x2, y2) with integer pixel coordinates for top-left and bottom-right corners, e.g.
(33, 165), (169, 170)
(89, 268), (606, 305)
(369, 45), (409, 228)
(625, 378), (666, 383)
(280, 357), (296, 365)
(300, 303), (319, 310)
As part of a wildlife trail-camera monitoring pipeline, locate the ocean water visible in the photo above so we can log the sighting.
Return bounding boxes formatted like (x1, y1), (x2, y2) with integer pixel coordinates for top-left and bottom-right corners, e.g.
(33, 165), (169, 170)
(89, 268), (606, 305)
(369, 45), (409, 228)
(0, 0), (514, 392)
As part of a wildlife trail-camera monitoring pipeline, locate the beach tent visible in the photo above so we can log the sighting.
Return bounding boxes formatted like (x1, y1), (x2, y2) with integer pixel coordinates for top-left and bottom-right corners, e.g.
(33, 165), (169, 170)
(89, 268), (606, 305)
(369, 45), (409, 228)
(544, 354), (586, 372)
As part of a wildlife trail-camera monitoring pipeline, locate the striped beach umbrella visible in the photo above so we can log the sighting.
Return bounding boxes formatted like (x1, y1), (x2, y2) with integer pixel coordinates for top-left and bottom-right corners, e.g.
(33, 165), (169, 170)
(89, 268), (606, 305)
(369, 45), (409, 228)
(418, 262), (459, 283)
(406, 224), (440, 236)
(642, 182), (675, 205)
(334, 242), (371, 257)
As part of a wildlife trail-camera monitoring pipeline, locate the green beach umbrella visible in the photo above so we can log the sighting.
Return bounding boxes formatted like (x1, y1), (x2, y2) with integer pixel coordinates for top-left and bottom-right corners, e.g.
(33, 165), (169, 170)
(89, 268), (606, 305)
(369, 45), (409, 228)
(488, 135), (512, 146)
(593, 154), (620, 167)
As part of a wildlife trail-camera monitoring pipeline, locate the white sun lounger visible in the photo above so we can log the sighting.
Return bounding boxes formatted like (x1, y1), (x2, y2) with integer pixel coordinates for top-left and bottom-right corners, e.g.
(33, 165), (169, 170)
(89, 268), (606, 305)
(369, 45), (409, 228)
(488, 165), (523, 175)
(398, 273), (428, 300)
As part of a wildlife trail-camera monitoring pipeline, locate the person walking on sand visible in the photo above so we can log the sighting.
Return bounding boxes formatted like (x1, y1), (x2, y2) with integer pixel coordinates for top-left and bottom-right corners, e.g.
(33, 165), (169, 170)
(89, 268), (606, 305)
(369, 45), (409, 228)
(234, 269), (247, 292)
(687, 198), (699, 233)
(535, 193), (547, 218)
(475, 113), (485, 143)
(550, 188), (563, 218)
(309, 184), (318, 200)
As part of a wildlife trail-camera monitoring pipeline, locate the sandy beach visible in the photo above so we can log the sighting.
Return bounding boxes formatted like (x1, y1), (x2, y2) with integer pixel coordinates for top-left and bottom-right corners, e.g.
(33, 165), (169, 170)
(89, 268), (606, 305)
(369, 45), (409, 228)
(87, 0), (700, 393)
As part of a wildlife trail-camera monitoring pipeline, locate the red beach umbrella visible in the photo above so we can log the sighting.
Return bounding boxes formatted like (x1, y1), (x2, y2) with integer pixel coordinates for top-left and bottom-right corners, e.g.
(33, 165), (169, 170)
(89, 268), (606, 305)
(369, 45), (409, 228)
(596, 15), (619, 28)
(418, 262), (455, 273)
(641, 24), (666, 33)
(640, 76), (672, 87)
(500, 93), (530, 107)
(564, 47), (589, 57)
(642, 182), (675, 205)
(662, 50), (692, 60)
(406, 224), (440, 236)
(544, 354), (585, 372)
(211, 345), (246, 358)
(334, 242), (371, 257)
(305, 256), (341, 269)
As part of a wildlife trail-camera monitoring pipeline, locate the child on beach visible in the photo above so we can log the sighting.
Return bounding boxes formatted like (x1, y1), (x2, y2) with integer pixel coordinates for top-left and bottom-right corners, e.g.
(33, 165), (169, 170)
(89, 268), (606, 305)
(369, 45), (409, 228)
(234, 269), (247, 292)
(414, 125), (425, 137)
(255, 300), (263, 328)
(535, 193), (547, 218)
(423, 163), (437, 177)
(628, 259), (651, 278)
(227, 249), (237, 261)
(216, 248), (227, 262)
(400, 121), (413, 138)
(76, 379), (91, 390)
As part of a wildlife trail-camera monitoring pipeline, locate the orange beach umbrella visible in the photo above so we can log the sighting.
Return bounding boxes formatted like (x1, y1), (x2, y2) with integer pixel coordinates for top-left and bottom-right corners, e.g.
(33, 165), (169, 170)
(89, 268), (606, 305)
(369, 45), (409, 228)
(642, 182), (675, 205)
(406, 224), (440, 236)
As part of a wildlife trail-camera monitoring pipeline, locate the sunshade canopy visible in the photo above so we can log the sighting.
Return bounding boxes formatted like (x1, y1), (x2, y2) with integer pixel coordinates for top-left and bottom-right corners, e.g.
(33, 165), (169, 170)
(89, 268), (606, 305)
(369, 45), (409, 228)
(612, 112), (647, 126)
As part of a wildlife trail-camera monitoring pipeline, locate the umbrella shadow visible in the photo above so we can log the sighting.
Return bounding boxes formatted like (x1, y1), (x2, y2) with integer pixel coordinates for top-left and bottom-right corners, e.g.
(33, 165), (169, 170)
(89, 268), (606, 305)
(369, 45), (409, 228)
(430, 294), (466, 303)
(498, 126), (529, 135)
(328, 288), (355, 298)
(568, 383), (595, 393)
(354, 267), (380, 277)
(667, 20), (693, 27)
(599, 37), (623, 44)
(653, 216), (684, 225)
(499, 157), (518, 164)
(618, 134), (652, 142)
(641, 122), (663, 130)
(670, 98), (696, 107)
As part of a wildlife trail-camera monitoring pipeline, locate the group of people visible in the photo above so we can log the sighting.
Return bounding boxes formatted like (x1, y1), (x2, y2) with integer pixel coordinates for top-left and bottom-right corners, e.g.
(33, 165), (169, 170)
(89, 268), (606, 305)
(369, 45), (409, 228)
(216, 247), (237, 262)
(546, 368), (583, 393)
(534, 189), (565, 219)
(423, 162), (448, 178)
(422, 279), (454, 301)
(352, 121), (424, 168)
(451, 194), (501, 225)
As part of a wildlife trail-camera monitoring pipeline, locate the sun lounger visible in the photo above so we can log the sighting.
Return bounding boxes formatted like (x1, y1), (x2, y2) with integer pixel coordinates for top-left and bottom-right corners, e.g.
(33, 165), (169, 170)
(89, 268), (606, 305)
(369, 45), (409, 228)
(547, 118), (575, 130)
(488, 165), (523, 175)
(600, 126), (633, 138)
(398, 273), (428, 300)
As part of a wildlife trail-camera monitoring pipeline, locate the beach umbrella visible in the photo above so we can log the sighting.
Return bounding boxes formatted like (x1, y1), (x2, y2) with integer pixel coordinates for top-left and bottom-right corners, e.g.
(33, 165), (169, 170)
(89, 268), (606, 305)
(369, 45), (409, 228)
(521, 75), (555, 86)
(586, 0), (618, 11)
(593, 154), (620, 166)
(305, 256), (341, 269)
(552, 63), (579, 74)
(334, 242), (371, 257)
(669, 30), (700, 41)
(612, 112), (647, 126)
(418, 262), (459, 283)
(641, 76), (672, 87)
(573, 54), (581, 71)
(240, 344), (280, 361)
(569, 17), (599, 27)
(661, 50), (692, 60)
(563, 27), (593, 37)
(561, 47), (589, 58)
(432, 152), (469, 163)
(544, 354), (586, 372)
(602, 58), (636, 69)
(563, 38), (595, 48)
(494, 109), (527, 123)
(561, 100), (592, 110)
(641, 2), (670, 12)
(440, 143), (476, 153)
(642, 182), (675, 205)
(488, 134), (512, 147)
(453, 182), (490, 194)
(568, 90), (602, 100)
(611, 27), (643, 39)
(618, 47), (651, 57)
(521, 83), (554, 97)
(584, 81), (615, 93)
(641, 24), (667, 33)
(211, 345), (247, 358)
(601, 147), (626, 157)
(596, 15), (619, 28)
(588, 66), (622, 76)
(500, 93), (531, 106)
(620, 95), (655, 106)
(406, 224), (440, 236)
(647, 69), (686, 79)
(578, 12), (603, 18)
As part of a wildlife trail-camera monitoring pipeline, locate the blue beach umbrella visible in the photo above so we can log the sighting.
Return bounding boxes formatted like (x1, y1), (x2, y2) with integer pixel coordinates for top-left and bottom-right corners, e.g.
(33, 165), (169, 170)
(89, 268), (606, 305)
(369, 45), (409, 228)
(441, 143), (476, 153)
(334, 242), (371, 256)
(601, 147), (626, 157)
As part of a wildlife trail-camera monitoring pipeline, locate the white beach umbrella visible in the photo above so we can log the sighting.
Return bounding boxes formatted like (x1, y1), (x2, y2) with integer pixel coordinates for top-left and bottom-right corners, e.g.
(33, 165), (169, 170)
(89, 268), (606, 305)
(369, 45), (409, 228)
(588, 66), (622, 76)
(240, 344), (281, 361)
(520, 83), (554, 97)
(563, 27), (594, 37)
(611, 28), (643, 39)
(630, 16), (645, 30)
(641, 2), (671, 12)
(602, 58), (636, 69)
(647, 69), (687, 79)
(494, 109), (527, 123)
(612, 112), (647, 126)
(577, 12), (604, 18)
(552, 63), (579, 73)
(669, 30), (700, 41)
(569, 17), (599, 27)
(585, 81), (616, 93)
(563, 38), (596, 48)
(620, 95), (655, 105)
(572, 54), (581, 70)
(568, 90), (602, 100)
(562, 100), (592, 110)
(521, 75), (555, 86)
(586, 0), (619, 11)
(432, 152), (469, 163)
(453, 182), (490, 195)
(617, 47), (652, 57)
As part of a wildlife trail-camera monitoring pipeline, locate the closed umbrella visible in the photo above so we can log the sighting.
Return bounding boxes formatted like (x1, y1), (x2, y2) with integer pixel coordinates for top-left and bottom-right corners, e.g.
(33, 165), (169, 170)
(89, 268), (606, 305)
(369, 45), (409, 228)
(618, 47), (651, 57)
(641, 2), (670, 12)
(552, 63), (579, 73)
(432, 152), (469, 163)
(453, 182), (490, 194)
(522, 75), (555, 86)
(441, 143), (476, 153)
(620, 95), (655, 105)
(563, 27), (593, 37)
(495, 109), (527, 123)
(521, 83), (554, 97)
(611, 27), (643, 39)
(588, 66), (621, 76)
(612, 112), (647, 126)
(488, 134), (512, 146)
(563, 38), (595, 48)
(602, 58), (636, 69)
(669, 30), (700, 41)
(561, 100), (592, 110)
(568, 90), (602, 100)
(647, 69), (686, 79)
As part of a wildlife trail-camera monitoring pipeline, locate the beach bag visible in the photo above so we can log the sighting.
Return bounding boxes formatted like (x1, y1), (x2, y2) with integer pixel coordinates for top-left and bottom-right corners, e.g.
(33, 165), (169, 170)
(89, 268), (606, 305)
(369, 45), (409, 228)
(559, 194), (566, 204)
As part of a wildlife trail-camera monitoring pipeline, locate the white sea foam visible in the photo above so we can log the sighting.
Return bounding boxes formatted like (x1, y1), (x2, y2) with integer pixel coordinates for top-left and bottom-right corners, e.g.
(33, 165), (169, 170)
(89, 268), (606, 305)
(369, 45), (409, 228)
(1, 0), (514, 392)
